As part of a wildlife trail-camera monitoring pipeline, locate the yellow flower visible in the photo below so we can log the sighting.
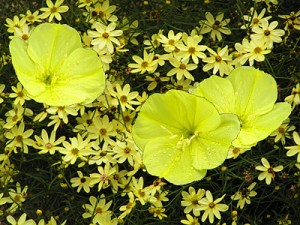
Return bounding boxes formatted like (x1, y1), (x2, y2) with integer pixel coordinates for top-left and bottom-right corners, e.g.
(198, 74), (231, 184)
(5, 16), (26, 34)
(9, 23), (105, 106)
(256, 157), (283, 185)
(269, 118), (295, 145)
(70, 171), (91, 193)
(33, 129), (65, 155)
(285, 83), (300, 109)
(167, 57), (197, 81)
(6, 213), (35, 225)
(199, 12), (231, 41)
(119, 192), (136, 219)
(21, 10), (42, 24)
(5, 122), (34, 154)
(180, 214), (200, 225)
(251, 20), (285, 49)
(82, 195), (112, 224)
(241, 7), (272, 29)
(158, 30), (183, 53)
(193, 66), (291, 148)
(202, 45), (234, 77)
(231, 182), (257, 209)
(88, 22), (123, 53)
(89, 164), (116, 191)
(181, 186), (205, 216)
(237, 38), (271, 66)
(40, 0), (69, 22)
(177, 34), (207, 64)
(198, 190), (229, 224)
(9, 82), (31, 106)
(285, 131), (300, 163)
(128, 50), (158, 74)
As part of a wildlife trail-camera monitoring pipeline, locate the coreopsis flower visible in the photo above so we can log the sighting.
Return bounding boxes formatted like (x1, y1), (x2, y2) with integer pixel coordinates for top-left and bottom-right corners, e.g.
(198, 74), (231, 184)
(193, 66), (291, 148)
(70, 171), (91, 193)
(167, 57), (197, 81)
(279, 10), (300, 36)
(241, 8), (272, 29)
(3, 105), (31, 129)
(144, 30), (163, 50)
(110, 83), (140, 111)
(132, 90), (240, 185)
(89, 163), (117, 191)
(269, 118), (295, 145)
(231, 182), (257, 209)
(285, 83), (300, 109)
(13, 24), (31, 41)
(256, 157), (283, 185)
(128, 50), (158, 74)
(87, 114), (117, 147)
(251, 20), (285, 49)
(119, 192), (136, 219)
(5, 122), (34, 154)
(130, 177), (149, 205)
(254, 0), (278, 12)
(197, 190), (229, 224)
(113, 140), (140, 166)
(59, 134), (96, 165)
(177, 35), (207, 64)
(181, 187), (205, 216)
(9, 23), (105, 106)
(7, 182), (28, 213)
(148, 204), (168, 220)
(145, 72), (170, 91)
(33, 129), (65, 154)
(158, 30), (183, 53)
(20, 10), (42, 24)
(277, 214), (292, 225)
(5, 16), (27, 34)
(236, 38), (271, 66)
(285, 131), (300, 163)
(6, 213), (35, 225)
(40, 0), (69, 22)
(198, 12), (231, 41)
(46, 105), (78, 124)
(77, 0), (96, 8)
(227, 146), (250, 159)
(180, 214), (200, 225)
(88, 22), (123, 53)
(9, 82), (31, 106)
(82, 195), (113, 224)
(202, 45), (234, 77)
(84, 1), (118, 23)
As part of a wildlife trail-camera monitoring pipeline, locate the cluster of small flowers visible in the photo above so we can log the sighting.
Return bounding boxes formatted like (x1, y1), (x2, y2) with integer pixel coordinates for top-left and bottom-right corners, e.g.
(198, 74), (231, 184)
(1, 0), (300, 224)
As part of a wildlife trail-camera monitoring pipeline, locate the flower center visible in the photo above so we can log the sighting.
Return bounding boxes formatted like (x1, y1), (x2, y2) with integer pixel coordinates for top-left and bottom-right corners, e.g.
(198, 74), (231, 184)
(71, 148), (79, 156)
(179, 64), (186, 70)
(51, 7), (57, 13)
(215, 55), (222, 62)
(254, 47), (262, 54)
(212, 20), (221, 29)
(264, 30), (271, 36)
(120, 95), (128, 103)
(188, 47), (196, 54)
(141, 61), (148, 68)
(102, 32), (109, 38)
(253, 18), (259, 24)
(209, 202), (215, 208)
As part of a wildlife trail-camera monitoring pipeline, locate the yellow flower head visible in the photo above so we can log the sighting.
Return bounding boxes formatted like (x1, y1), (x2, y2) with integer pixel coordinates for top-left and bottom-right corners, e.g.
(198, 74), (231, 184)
(193, 66), (291, 148)
(9, 23), (105, 106)
(132, 90), (240, 185)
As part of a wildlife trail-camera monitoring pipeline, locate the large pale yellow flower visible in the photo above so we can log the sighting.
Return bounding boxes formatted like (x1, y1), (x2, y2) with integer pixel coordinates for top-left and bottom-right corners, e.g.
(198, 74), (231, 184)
(9, 23), (105, 106)
(193, 66), (291, 148)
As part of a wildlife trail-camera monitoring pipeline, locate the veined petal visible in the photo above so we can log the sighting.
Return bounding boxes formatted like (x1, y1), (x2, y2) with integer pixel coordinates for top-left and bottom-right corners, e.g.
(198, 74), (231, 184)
(9, 38), (45, 97)
(233, 102), (291, 147)
(191, 113), (240, 170)
(27, 23), (82, 72)
(228, 66), (277, 117)
(193, 75), (235, 113)
(143, 137), (207, 185)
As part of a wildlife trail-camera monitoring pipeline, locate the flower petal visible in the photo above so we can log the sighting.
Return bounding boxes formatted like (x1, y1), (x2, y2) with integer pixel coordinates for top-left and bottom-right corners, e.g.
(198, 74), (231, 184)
(27, 23), (82, 72)
(227, 66), (277, 117)
(193, 75), (235, 113)
(191, 113), (240, 170)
